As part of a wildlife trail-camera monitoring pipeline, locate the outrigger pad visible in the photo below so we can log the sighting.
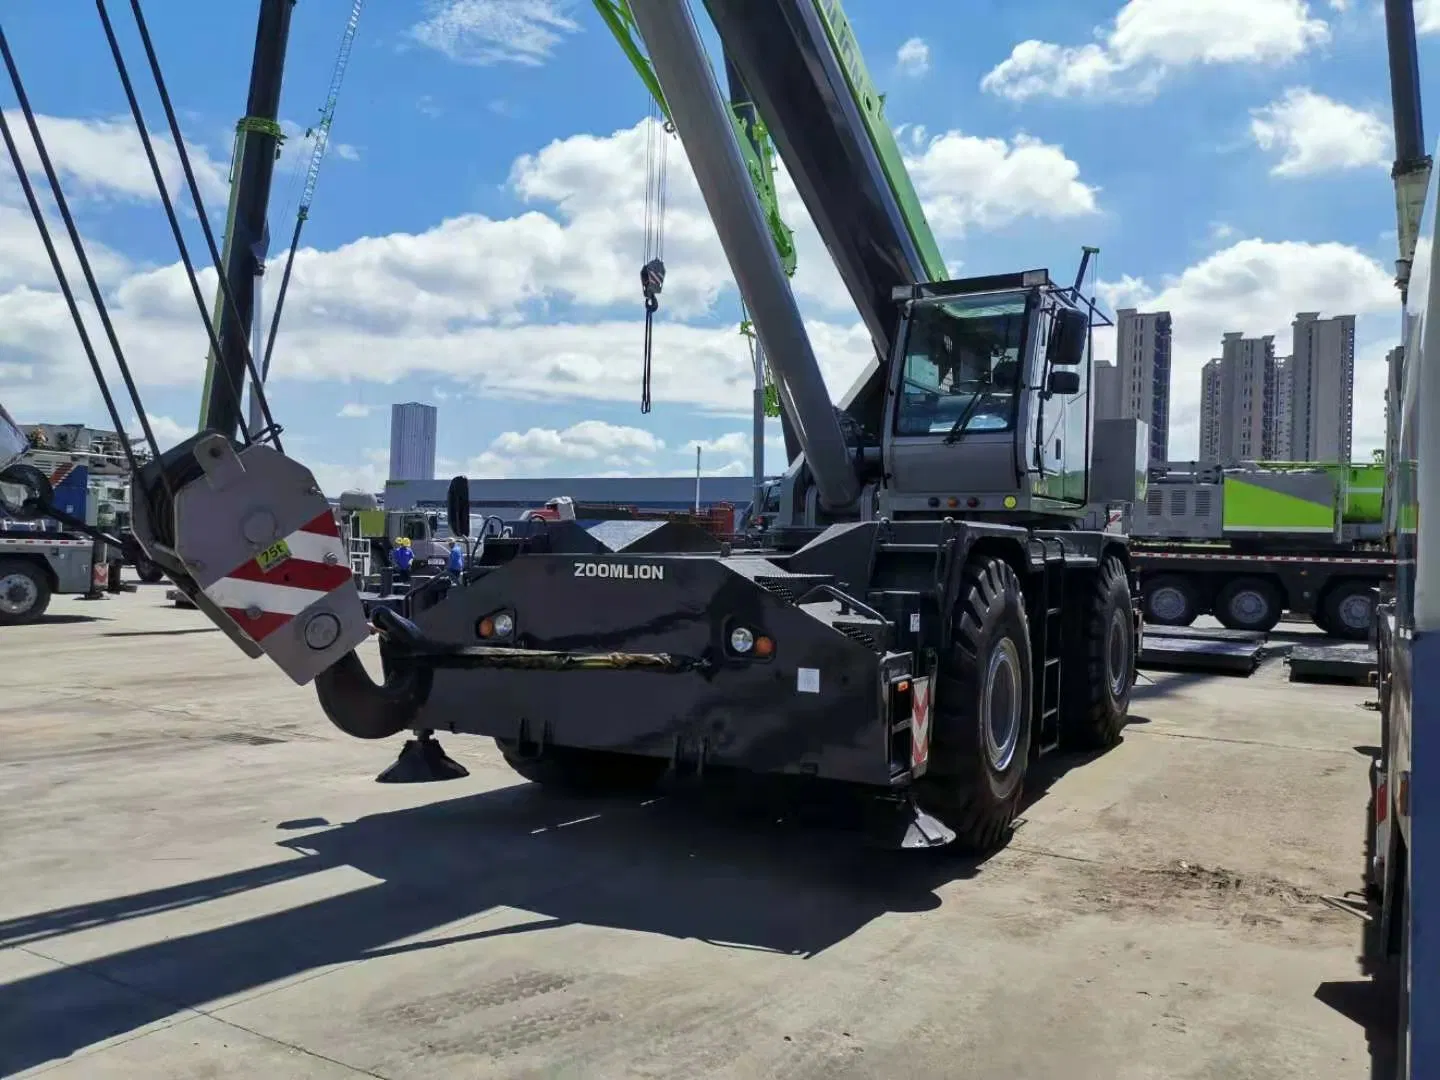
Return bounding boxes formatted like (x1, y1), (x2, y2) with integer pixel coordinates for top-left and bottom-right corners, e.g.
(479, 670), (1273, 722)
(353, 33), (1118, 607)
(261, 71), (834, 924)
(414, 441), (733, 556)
(864, 798), (957, 849)
(376, 732), (470, 784)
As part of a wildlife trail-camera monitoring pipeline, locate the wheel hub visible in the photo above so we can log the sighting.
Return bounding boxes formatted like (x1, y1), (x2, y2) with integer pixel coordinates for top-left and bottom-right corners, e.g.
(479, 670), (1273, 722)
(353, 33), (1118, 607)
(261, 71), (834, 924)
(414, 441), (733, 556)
(1150, 586), (1186, 622)
(1107, 608), (1130, 697)
(1231, 590), (1268, 622)
(0, 572), (37, 615)
(1337, 593), (1373, 632)
(983, 638), (1022, 772)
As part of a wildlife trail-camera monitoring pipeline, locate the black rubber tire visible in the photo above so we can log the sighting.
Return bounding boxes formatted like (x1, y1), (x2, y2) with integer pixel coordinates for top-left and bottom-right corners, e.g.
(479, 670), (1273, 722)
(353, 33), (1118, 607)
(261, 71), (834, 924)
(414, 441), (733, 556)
(0, 559), (51, 625)
(1214, 576), (1283, 633)
(918, 555), (1032, 854)
(1320, 580), (1375, 642)
(1060, 556), (1134, 752)
(1142, 573), (1199, 626)
(494, 739), (668, 796)
(134, 556), (165, 584)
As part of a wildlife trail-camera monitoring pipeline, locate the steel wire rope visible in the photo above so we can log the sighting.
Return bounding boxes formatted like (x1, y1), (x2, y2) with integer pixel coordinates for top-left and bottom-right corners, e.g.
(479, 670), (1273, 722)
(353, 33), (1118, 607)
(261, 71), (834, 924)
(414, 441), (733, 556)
(261, 1), (364, 402)
(122, 0), (284, 450)
(94, 0), (266, 449)
(0, 26), (169, 512)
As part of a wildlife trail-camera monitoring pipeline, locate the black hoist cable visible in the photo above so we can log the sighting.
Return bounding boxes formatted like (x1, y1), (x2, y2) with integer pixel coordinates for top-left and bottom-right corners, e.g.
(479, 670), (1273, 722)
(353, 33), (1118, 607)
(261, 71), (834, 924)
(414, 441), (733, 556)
(122, 0), (284, 452)
(639, 101), (670, 414)
(0, 25), (162, 488)
(93, 0), (267, 450)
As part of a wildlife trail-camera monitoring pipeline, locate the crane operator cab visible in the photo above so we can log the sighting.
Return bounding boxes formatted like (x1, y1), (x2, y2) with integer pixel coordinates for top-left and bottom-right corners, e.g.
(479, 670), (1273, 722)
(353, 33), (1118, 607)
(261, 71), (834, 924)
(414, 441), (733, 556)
(879, 269), (1094, 523)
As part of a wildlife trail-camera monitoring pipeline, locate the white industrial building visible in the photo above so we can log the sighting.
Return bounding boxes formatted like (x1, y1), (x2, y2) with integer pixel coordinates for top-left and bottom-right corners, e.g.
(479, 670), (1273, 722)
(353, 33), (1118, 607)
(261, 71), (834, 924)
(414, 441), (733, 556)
(388, 402), (437, 483)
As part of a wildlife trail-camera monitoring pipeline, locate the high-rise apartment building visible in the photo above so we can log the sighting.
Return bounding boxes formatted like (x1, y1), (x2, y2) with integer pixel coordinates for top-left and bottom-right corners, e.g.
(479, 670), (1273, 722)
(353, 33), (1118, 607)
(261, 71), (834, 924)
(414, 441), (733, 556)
(1272, 356), (1293, 459)
(1199, 358), (1223, 462)
(1095, 308), (1172, 463)
(1204, 332), (1278, 465)
(1289, 312), (1356, 462)
(388, 401), (438, 483)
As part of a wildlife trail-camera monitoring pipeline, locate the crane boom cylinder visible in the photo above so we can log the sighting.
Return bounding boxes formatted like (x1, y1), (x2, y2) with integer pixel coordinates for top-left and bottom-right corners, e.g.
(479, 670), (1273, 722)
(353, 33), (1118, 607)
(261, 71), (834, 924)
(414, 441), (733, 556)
(626, 0), (861, 510)
(198, 0), (295, 441)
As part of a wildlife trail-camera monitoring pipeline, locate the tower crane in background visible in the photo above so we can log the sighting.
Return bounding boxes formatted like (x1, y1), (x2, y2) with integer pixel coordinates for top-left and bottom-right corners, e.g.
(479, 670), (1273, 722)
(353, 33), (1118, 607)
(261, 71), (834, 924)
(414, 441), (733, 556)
(247, 0), (364, 433)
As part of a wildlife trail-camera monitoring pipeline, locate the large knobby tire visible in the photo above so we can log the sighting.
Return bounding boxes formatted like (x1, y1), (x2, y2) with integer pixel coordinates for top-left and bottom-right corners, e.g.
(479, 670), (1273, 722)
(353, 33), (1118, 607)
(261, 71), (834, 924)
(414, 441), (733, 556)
(1143, 573), (1198, 626)
(1061, 556), (1135, 752)
(0, 559), (51, 626)
(1321, 580), (1375, 642)
(918, 555), (1032, 854)
(494, 739), (669, 796)
(1215, 576), (1283, 633)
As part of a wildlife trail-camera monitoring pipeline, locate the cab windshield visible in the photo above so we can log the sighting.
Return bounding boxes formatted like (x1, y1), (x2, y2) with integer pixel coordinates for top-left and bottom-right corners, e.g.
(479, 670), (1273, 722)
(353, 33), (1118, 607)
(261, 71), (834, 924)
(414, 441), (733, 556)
(895, 291), (1030, 437)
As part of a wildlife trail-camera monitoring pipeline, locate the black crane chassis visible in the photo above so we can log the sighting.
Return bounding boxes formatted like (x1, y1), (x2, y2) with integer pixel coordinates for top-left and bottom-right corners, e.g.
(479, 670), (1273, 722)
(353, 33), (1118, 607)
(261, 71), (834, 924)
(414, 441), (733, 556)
(370, 519), (1133, 793)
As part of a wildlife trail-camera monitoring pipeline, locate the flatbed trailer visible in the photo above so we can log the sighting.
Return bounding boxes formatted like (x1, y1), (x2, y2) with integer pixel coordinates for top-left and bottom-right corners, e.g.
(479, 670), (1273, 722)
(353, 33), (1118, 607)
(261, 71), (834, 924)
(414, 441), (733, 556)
(1133, 541), (1393, 638)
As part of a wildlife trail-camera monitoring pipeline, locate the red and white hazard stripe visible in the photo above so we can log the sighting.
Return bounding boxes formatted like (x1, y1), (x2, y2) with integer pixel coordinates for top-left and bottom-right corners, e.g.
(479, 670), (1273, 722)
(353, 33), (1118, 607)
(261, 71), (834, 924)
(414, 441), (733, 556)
(203, 510), (353, 642)
(911, 675), (933, 771)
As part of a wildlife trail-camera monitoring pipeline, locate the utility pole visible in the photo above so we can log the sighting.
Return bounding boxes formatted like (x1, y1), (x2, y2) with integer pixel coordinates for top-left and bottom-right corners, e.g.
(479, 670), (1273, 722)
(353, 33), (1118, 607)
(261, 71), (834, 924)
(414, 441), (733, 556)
(197, 0), (295, 440)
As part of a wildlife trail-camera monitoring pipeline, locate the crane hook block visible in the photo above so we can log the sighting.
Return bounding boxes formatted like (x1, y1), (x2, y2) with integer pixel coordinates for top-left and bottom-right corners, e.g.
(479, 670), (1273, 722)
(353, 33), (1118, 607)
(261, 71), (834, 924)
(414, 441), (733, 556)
(641, 257), (665, 311)
(128, 433), (372, 686)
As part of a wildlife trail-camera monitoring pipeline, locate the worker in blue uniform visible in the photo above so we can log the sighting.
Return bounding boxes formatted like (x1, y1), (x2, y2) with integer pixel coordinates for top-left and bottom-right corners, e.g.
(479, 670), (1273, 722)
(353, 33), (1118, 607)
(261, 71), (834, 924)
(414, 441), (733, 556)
(447, 539), (465, 579)
(392, 535), (414, 584)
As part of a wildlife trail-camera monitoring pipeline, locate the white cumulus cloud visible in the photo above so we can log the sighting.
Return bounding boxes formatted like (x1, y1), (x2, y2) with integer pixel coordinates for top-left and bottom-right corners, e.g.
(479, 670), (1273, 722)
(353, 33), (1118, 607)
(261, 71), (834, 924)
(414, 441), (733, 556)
(981, 0), (1330, 101)
(0, 116), (1097, 421)
(1094, 238), (1397, 458)
(896, 37), (931, 76)
(1250, 88), (1391, 176)
(408, 0), (581, 67)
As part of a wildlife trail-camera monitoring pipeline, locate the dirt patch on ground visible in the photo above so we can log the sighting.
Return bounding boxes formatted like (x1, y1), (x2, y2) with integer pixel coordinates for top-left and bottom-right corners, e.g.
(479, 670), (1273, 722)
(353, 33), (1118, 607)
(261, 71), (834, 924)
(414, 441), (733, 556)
(1064, 858), (1348, 938)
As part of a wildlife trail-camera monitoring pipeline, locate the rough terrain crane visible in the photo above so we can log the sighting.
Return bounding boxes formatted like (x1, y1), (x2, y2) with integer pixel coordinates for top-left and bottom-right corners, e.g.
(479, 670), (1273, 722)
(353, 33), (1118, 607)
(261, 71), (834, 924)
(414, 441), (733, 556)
(1364, 1), (1434, 1075)
(0, 0), (1141, 852)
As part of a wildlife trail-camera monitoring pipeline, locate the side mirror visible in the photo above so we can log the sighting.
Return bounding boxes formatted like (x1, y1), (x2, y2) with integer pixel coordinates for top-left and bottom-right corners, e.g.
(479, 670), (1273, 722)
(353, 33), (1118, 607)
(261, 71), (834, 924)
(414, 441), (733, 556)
(1047, 307), (1088, 366)
(445, 475), (470, 538)
(0, 401), (25, 470)
(0, 462), (53, 520)
(1046, 370), (1081, 396)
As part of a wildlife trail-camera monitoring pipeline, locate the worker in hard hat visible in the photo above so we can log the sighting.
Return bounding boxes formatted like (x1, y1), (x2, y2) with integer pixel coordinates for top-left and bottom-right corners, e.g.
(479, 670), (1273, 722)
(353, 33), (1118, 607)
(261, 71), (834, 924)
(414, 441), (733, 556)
(391, 535), (414, 584)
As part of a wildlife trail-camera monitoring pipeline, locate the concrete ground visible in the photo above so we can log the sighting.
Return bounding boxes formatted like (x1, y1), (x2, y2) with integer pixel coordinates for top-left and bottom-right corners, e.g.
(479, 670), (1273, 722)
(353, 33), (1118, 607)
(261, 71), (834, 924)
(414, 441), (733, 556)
(0, 581), (1385, 1079)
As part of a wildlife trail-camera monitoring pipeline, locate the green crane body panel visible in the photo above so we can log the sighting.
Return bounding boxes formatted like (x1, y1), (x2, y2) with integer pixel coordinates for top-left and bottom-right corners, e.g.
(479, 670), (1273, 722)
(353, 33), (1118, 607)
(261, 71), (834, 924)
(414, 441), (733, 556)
(811, 0), (948, 281)
(1219, 463), (1385, 535)
(1340, 463), (1385, 523)
(1222, 472), (1333, 534)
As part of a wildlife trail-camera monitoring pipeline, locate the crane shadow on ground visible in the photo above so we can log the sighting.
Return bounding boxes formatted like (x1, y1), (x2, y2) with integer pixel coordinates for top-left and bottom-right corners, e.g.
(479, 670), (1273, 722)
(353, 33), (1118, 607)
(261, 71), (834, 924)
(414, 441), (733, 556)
(0, 737), (1115, 1076)
(28, 612), (109, 626)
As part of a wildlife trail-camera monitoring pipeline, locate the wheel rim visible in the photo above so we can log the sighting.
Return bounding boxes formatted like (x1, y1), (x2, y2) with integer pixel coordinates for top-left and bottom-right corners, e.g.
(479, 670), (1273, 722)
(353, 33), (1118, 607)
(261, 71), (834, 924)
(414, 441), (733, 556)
(1229, 589), (1270, 625)
(0, 572), (37, 615)
(1337, 593), (1373, 632)
(983, 638), (1022, 772)
(1107, 609), (1130, 697)
(1149, 586), (1187, 622)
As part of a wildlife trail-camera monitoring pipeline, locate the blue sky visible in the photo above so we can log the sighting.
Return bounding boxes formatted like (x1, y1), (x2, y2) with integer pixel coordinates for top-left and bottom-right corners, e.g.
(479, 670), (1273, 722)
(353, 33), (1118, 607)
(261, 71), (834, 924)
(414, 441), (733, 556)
(0, 0), (1435, 493)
